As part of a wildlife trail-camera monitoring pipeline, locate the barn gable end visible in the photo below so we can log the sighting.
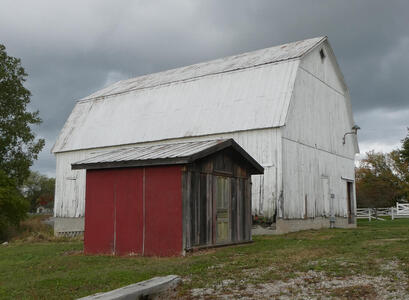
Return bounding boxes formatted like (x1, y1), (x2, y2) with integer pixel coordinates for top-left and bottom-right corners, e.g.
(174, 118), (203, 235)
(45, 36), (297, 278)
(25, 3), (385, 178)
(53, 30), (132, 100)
(284, 40), (358, 157)
(280, 39), (358, 223)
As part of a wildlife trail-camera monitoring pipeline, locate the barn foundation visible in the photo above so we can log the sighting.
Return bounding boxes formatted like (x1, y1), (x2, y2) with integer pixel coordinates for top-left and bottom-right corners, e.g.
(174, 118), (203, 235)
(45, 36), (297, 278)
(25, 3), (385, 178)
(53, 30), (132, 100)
(275, 217), (356, 234)
(53, 216), (357, 237)
(252, 217), (356, 235)
(54, 217), (84, 237)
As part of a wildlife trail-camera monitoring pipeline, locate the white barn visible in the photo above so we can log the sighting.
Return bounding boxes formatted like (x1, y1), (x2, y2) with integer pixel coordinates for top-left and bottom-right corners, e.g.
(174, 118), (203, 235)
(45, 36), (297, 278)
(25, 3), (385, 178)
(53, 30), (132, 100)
(52, 36), (359, 235)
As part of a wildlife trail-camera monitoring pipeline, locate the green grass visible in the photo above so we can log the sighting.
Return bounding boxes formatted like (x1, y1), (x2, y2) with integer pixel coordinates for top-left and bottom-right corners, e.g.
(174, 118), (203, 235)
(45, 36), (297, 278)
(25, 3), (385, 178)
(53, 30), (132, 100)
(1, 219), (409, 299)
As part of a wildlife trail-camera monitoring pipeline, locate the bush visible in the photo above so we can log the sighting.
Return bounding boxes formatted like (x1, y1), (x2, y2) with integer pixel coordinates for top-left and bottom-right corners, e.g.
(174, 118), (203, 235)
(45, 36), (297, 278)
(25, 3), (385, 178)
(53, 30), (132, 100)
(11, 214), (54, 242)
(0, 171), (29, 241)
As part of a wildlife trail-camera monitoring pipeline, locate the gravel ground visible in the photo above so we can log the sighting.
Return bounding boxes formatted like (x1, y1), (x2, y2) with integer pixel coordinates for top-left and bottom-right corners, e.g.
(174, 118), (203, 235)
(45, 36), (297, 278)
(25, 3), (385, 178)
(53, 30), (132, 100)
(186, 260), (409, 299)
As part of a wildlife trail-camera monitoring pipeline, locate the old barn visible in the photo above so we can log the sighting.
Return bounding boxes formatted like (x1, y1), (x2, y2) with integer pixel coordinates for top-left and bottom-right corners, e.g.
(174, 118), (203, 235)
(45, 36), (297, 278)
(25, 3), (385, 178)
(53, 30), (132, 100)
(72, 139), (263, 256)
(52, 36), (359, 236)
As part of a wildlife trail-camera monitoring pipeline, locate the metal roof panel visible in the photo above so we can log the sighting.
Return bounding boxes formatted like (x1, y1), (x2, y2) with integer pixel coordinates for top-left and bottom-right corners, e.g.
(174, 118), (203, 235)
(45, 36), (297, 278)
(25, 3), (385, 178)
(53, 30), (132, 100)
(53, 37), (326, 153)
(71, 139), (264, 174)
(82, 36), (325, 101)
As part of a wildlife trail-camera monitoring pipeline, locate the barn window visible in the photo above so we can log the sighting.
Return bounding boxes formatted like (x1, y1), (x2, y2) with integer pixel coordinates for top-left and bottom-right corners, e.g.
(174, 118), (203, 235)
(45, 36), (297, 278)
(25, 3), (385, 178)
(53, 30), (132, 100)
(319, 48), (326, 61)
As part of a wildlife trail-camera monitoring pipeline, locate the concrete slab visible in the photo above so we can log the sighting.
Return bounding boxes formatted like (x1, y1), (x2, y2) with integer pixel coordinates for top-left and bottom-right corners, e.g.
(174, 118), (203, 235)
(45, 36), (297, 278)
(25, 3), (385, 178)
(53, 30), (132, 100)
(252, 225), (277, 235)
(54, 217), (84, 237)
(77, 275), (181, 300)
(252, 217), (357, 235)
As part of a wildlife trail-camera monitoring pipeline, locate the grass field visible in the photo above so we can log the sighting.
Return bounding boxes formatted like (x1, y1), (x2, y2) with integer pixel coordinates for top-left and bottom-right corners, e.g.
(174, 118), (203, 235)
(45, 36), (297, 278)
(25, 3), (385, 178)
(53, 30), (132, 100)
(1, 219), (409, 299)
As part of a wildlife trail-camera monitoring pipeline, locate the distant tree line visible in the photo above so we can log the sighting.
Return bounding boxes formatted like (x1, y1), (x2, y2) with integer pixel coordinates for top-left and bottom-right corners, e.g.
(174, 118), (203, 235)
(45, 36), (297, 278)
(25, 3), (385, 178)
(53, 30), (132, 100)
(23, 171), (55, 212)
(356, 129), (409, 208)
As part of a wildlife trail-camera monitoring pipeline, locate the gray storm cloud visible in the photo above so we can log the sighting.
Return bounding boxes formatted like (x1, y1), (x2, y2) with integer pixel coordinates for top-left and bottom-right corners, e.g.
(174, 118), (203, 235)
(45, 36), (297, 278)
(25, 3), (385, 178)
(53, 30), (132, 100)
(0, 0), (408, 176)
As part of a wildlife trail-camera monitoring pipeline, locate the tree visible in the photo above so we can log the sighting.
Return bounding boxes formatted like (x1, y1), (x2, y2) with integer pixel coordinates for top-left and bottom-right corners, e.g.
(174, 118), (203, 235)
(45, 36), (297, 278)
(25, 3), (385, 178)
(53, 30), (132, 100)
(0, 44), (44, 184)
(356, 130), (409, 208)
(355, 151), (403, 207)
(0, 44), (44, 240)
(23, 171), (55, 212)
(401, 128), (409, 164)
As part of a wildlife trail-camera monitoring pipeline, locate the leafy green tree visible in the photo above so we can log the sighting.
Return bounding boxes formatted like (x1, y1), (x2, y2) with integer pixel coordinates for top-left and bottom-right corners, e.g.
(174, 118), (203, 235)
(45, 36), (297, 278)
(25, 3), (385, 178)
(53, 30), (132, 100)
(391, 144), (409, 202)
(401, 128), (409, 164)
(356, 151), (403, 207)
(23, 171), (55, 212)
(0, 44), (44, 184)
(0, 44), (44, 240)
(356, 130), (409, 208)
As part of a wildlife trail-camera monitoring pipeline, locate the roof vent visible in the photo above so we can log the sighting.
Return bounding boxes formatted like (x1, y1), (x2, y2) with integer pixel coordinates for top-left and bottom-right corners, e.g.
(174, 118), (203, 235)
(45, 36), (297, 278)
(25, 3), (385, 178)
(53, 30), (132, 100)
(319, 49), (326, 61)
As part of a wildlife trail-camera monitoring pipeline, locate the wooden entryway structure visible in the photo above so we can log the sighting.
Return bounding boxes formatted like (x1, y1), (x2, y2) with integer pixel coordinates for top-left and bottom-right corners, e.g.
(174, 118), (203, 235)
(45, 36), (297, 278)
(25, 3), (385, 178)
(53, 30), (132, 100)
(182, 141), (263, 250)
(72, 139), (263, 256)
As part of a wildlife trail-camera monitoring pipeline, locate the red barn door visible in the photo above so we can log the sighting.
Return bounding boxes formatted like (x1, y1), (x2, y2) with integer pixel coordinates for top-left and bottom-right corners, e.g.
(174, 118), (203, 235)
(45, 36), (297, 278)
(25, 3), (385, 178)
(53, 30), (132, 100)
(84, 166), (183, 256)
(84, 168), (143, 255)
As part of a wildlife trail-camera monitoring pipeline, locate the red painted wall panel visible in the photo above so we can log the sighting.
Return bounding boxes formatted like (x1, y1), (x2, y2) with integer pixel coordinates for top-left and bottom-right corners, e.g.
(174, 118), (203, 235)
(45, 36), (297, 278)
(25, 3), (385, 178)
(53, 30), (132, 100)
(84, 165), (183, 256)
(145, 166), (183, 256)
(115, 168), (144, 255)
(84, 169), (115, 254)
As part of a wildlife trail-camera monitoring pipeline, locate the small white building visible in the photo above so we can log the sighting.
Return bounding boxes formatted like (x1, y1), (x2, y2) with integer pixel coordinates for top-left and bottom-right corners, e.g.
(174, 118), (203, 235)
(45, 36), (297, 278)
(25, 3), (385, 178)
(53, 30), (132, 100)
(36, 206), (53, 214)
(52, 36), (359, 236)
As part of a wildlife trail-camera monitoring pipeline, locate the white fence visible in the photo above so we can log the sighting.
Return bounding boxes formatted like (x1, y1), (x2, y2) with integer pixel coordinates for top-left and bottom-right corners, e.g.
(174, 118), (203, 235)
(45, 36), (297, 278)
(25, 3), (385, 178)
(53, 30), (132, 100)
(396, 203), (409, 217)
(356, 203), (409, 221)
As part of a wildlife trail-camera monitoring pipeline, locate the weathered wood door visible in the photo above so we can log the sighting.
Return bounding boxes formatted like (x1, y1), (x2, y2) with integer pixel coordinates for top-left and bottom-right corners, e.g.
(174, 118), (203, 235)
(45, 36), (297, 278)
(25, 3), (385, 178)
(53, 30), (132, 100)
(214, 176), (231, 244)
(346, 181), (354, 224)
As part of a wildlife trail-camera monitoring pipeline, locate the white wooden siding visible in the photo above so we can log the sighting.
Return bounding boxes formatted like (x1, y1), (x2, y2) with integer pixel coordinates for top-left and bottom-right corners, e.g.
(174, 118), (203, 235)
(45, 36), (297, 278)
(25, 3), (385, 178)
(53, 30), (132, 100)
(299, 41), (346, 94)
(282, 138), (355, 218)
(284, 58), (356, 158)
(54, 127), (282, 219)
(281, 45), (357, 219)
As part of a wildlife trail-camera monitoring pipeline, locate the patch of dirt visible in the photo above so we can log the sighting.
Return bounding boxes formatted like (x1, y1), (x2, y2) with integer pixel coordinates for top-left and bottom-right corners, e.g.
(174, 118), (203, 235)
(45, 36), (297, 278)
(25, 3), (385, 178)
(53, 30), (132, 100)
(187, 248), (217, 256)
(291, 231), (334, 241)
(185, 260), (409, 299)
(330, 284), (377, 299)
(275, 247), (330, 264)
(62, 250), (83, 256)
(365, 238), (407, 246)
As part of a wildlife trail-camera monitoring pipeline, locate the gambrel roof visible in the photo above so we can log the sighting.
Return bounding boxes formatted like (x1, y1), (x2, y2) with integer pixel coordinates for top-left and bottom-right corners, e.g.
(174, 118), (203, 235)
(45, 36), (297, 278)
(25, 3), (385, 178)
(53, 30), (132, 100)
(53, 37), (329, 153)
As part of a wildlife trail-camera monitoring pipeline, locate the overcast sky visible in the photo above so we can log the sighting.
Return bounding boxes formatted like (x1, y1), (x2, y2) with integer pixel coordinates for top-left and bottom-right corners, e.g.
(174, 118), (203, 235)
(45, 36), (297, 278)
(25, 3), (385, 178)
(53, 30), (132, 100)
(1, 0), (408, 177)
